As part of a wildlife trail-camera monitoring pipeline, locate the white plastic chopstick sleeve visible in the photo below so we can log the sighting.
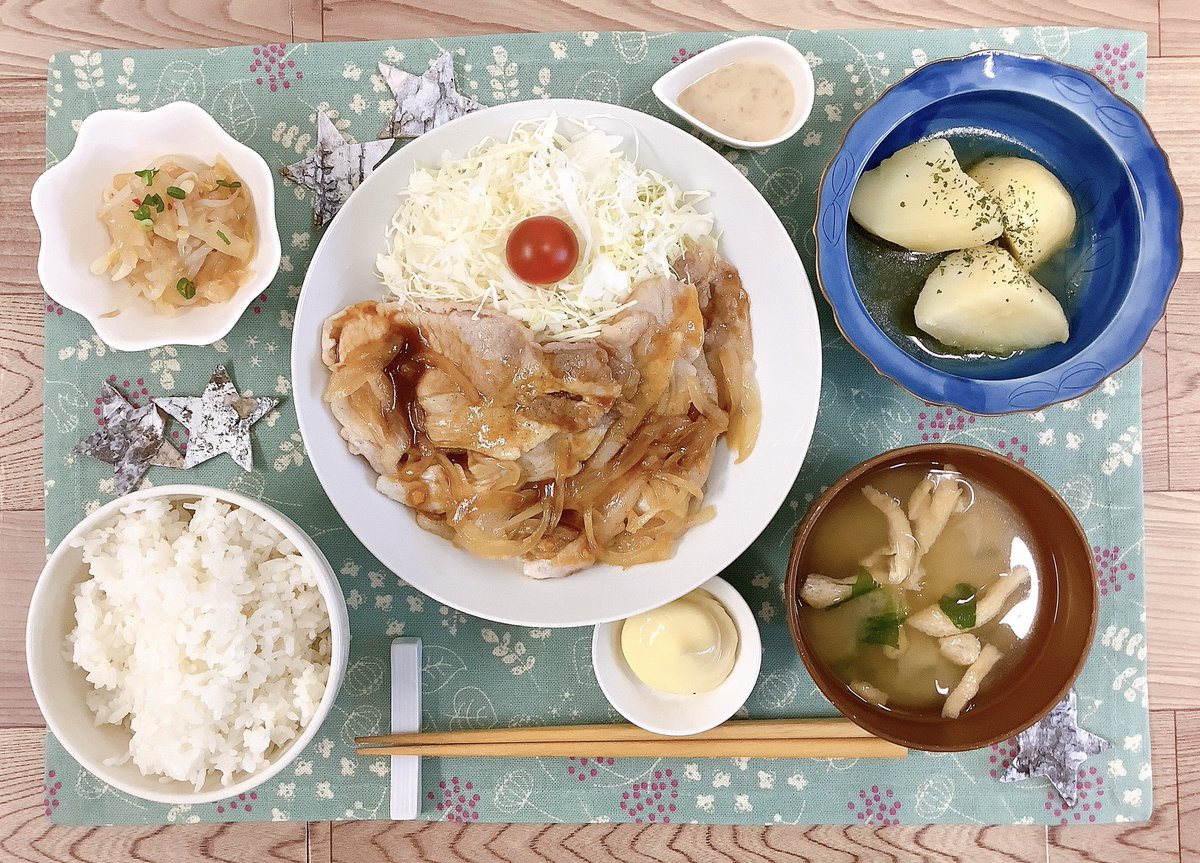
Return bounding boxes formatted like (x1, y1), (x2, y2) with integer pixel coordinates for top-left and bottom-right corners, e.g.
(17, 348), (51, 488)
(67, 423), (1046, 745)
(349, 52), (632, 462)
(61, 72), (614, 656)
(389, 637), (422, 820)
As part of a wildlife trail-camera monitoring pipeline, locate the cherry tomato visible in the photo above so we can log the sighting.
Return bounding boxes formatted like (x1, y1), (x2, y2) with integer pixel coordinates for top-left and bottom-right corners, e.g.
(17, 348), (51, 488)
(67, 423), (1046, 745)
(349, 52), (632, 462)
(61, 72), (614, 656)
(505, 216), (580, 285)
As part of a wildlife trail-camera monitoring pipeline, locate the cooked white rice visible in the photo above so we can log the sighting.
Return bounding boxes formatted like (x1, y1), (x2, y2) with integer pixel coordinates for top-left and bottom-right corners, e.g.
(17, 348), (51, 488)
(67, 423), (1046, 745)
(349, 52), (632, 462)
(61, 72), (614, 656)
(67, 496), (332, 789)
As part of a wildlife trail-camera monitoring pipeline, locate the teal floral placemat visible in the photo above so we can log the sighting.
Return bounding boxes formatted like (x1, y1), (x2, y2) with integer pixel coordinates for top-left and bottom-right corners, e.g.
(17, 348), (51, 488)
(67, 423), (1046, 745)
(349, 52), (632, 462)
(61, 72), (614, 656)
(41, 26), (1153, 826)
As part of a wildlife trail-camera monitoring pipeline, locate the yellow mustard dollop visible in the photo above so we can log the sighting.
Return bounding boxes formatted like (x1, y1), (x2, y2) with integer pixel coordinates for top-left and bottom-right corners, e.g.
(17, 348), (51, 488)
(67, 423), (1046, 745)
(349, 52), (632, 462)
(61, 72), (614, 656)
(620, 589), (739, 694)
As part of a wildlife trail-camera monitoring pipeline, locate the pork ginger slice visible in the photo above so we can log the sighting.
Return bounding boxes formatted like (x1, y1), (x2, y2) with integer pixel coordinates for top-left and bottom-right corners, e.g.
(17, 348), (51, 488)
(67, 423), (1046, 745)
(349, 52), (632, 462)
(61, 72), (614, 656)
(322, 299), (621, 466)
(321, 301), (415, 477)
(674, 244), (760, 460)
(907, 565), (1032, 637)
(523, 528), (595, 580)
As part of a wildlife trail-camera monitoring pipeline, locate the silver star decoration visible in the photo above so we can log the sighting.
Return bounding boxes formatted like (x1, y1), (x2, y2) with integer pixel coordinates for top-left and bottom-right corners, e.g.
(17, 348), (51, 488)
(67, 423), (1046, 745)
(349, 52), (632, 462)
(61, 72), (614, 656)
(281, 110), (393, 230)
(75, 383), (183, 496)
(1000, 689), (1112, 806)
(377, 51), (484, 140)
(154, 365), (278, 471)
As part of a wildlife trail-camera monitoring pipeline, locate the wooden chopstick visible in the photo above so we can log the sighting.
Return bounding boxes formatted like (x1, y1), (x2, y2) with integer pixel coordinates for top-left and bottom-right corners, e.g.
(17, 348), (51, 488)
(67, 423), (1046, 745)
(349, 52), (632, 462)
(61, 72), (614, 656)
(356, 737), (905, 760)
(355, 718), (906, 760)
(356, 717), (874, 748)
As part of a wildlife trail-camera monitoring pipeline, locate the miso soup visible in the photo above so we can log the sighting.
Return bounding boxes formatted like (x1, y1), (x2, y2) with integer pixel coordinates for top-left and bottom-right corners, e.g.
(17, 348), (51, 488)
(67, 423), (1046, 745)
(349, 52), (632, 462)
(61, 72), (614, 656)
(796, 462), (1040, 717)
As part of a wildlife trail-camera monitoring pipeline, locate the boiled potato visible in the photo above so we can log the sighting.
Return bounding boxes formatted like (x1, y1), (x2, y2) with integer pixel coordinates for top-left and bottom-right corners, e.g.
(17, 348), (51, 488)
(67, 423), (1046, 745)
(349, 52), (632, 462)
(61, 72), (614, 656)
(914, 246), (1069, 353)
(967, 157), (1076, 270)
(849, 138), (1004, 253)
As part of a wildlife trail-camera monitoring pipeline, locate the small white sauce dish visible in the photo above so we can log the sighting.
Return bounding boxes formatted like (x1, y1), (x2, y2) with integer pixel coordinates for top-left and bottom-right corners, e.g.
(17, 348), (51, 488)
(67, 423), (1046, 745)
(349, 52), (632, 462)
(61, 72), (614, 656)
(25, 485), (349, 805)
(31, 101), (282, 352)
(592, 576), (762, 736)
(652, 35), (815, 150)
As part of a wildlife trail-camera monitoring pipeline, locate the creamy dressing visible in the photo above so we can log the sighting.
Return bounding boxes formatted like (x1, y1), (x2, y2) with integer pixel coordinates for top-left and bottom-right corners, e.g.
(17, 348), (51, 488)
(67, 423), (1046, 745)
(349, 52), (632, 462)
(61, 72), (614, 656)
(620, 589), (739, 694)
(677, 61), (795, 142)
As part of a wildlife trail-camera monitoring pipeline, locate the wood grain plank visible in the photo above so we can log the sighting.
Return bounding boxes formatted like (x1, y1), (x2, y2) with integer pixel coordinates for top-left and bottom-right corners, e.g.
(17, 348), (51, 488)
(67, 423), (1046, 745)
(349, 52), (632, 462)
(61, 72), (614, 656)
(1145, 492), (1200, 711)
(1178, 710), (1199, 861)
(0, 510), (44, 728)
(309, 821), (332, 863)
(1049, 710), (1179, 861)
(1167, 274), (1200, 491)
(0, 0), (297, 79)
(291, 0), (322, 42)
(1145, 57), (1200, 276)
(0, 727), (308, 863)
(0, 79), (46, 297)
(322, 0), (1159, 54)
(0, 292), (44, 514)
(329, 819), (1047, 862)
(1158, 0), (1200, 57)
(1144, 318), (1170, 492)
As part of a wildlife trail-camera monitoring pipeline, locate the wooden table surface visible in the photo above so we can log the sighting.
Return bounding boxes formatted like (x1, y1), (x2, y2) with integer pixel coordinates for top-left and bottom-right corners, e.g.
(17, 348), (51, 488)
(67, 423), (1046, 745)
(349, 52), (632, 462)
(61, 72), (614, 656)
(1, 1), (1198, 861)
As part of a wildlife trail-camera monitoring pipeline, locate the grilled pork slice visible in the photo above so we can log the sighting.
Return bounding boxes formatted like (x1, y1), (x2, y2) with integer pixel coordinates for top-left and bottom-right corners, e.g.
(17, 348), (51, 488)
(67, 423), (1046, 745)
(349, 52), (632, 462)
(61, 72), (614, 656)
(322, 299), (621, 466)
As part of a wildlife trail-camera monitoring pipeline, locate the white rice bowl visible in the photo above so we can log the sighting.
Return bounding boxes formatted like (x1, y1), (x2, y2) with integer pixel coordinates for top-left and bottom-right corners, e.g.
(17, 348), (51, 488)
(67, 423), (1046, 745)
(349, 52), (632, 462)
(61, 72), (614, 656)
(26, 485), (349, 804)
(67, 496), (332, 789)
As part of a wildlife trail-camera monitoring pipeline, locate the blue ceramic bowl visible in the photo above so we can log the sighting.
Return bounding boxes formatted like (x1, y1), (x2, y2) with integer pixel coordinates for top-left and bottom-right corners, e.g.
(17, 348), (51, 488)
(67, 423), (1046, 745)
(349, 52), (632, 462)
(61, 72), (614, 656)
(815, 51), (1182, 414)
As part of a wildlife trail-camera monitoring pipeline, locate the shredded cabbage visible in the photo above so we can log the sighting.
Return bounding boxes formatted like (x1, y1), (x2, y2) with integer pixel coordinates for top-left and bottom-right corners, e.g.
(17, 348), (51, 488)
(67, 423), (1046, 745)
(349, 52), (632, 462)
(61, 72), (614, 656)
(376, 114), (715, 341)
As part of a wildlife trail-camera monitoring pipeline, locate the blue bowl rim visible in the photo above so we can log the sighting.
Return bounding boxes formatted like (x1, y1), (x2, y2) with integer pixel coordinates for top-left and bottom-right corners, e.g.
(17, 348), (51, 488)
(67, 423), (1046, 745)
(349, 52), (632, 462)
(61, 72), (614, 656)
(813, 50), (1184, 415)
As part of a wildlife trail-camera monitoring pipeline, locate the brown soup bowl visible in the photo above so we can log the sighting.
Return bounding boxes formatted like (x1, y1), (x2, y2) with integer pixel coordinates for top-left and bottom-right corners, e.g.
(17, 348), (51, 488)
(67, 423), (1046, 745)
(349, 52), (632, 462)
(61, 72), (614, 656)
(784, 443), (1097, 751)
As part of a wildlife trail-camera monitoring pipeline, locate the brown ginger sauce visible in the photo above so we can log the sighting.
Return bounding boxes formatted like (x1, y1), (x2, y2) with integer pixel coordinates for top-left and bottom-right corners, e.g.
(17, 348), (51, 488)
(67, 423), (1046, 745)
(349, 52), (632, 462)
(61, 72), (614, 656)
(382, 323), (431, 445)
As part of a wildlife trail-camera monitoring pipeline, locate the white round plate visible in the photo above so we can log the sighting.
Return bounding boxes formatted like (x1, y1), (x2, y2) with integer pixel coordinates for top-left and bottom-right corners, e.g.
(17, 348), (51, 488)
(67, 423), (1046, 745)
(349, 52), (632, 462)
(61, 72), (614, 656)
(293, 99), (821, 628)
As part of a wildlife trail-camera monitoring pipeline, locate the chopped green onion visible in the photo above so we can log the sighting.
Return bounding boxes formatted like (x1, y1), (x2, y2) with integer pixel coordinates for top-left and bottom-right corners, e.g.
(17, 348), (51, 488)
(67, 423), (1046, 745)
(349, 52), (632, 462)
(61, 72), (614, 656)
(938, 583), (978, 630)
(176, 278), (196, 300)
(216, 179), (242, 189)
(130, 204), (153, 223)
(134, 168), (159, 185)
(216, 230), (231, 245)
(859, 612), (906, 649)
(166, 186), (187, 200)
(849, 568), (879, 601)
(141, 193), (165, 213)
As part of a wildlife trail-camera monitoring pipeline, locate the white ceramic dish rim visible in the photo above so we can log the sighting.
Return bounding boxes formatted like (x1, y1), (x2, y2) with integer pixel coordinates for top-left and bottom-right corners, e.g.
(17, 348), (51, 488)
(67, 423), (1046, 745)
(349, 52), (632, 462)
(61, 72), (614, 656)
(292, 98), (822, 628)
(30, 101), (283, 352)
(25, 484), (350, 805)
(591, 576), (763, 737)
(652, 35), (816, 149)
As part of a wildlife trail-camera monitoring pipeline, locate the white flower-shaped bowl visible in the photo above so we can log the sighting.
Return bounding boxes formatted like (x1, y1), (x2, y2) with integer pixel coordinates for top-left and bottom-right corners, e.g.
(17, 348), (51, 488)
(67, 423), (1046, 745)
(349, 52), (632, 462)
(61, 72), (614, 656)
(31, 101), (282, 352)
(592, 576), (762, 736)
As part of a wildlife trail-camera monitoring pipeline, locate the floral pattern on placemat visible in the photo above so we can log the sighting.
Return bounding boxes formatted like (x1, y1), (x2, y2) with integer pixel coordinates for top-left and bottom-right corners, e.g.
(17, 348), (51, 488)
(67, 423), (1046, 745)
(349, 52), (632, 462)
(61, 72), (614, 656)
(41, 26), (1153, 826)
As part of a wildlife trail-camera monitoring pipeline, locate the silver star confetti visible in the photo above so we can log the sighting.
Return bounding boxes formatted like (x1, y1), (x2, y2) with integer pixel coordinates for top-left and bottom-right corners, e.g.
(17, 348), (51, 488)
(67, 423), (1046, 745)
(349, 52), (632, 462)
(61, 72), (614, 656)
(1000, 689), (1112, 806)
(377, 51), (483, 140)
(75, 382), (183, 496)
(281, 110), (393, 230)
(154, 365), (278, 471)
